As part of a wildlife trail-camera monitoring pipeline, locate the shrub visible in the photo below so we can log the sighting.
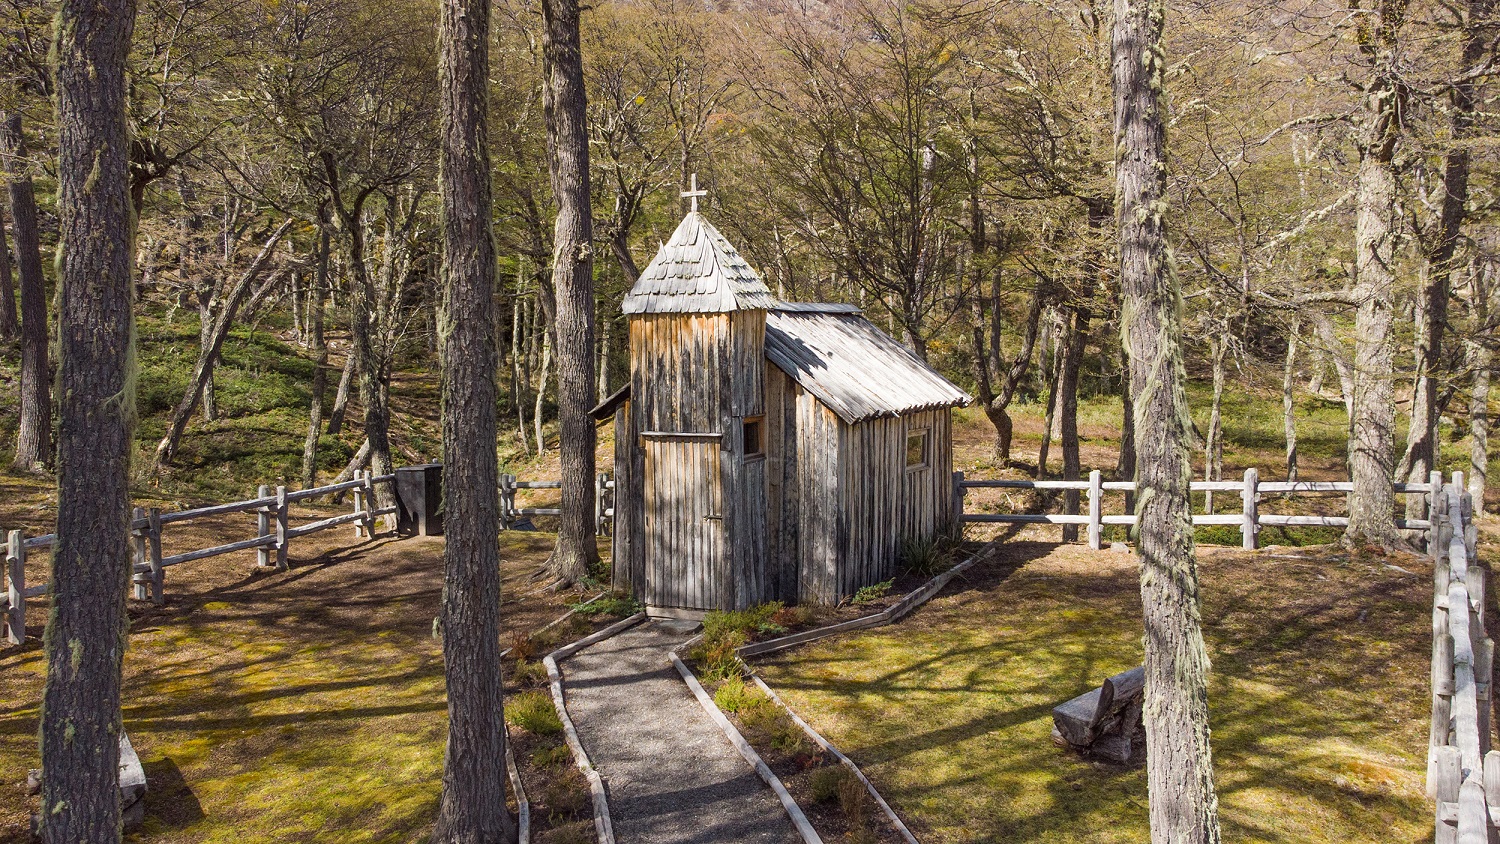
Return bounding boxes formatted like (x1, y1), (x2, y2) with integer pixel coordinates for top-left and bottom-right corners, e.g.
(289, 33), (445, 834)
(511, 658), (549, 689)
(695, 602), (786, 681)
(509, 631), (537, 661)
(531, 743), (572, 768)
(770, 605), (816, 629)
(740, 696), (808, 755)
(900, 536), (946, 576)
(838, 769), (874, 841)
(852, 579), (894, 605)
(714, 675), (764, 714)
(506, 690), (563, 736)
(539, 765), (590, 822)
(808, 764), (854, 803)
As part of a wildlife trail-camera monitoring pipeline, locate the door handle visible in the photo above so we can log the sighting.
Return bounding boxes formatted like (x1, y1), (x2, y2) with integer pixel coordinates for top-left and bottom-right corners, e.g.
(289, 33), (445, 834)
(703, 514), (722, 521)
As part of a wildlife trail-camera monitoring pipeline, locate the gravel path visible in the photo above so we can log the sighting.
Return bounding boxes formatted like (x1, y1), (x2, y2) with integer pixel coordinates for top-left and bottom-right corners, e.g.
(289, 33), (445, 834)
(563, 622), (801, 844)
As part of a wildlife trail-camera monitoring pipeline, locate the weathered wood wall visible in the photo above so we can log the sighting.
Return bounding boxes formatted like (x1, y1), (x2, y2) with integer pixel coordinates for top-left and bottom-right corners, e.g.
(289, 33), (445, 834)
(611, 399), (644, 595)
(770, 373), (956, 605)
(623, 311), (768, 611)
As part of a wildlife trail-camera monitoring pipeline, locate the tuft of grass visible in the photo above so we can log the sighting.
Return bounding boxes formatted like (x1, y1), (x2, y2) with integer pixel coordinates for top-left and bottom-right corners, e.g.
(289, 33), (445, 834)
(900, 535), (947, 576)
(530, 743), (571, 768)
(851, 579), (894, 605)
(570, 592), (641, 618)
(808, 764), (855, 803)
(713, 675), (762, 714)
(506, 690), (563, 736)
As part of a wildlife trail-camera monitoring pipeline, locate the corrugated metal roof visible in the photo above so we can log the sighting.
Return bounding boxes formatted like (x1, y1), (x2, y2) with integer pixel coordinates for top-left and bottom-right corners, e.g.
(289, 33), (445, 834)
(622, 212), (781, 314)
(765, 309), (971, 424)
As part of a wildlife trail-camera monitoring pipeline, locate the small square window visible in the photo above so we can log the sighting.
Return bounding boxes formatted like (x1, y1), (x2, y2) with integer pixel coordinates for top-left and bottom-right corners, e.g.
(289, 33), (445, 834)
(744, 417), (764, 457)
(906, 429), (928, 469)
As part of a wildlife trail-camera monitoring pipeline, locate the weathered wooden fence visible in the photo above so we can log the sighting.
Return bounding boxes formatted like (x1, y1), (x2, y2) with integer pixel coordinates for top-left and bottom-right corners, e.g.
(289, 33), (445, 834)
(499, 473), (613, 536)
(2, 470), (397, 646)
(954, 468), (1442, 551)
(1427, 472), (1496, 844)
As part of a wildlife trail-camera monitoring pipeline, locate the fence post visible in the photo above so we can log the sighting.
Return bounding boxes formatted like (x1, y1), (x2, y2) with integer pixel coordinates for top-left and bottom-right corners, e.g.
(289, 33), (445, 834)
(595, 473), (607, 536)
(362, 470), (377, 537)
(1430, 470), (1444, 561)
(5, 530), (23, 646)
(1241, 467), (1258, 550)
(147, 508), (164, 605)
(353, 470), (367, 538)
(256, 484), (272, 567)
(1087, 470), (1102, 551)
(275, 485), (289, 571)
(1434, 745), (1462, 843)
(131, 506), (148, 601)
(500, 473), (514, 531)
(952, 470), (965, 531)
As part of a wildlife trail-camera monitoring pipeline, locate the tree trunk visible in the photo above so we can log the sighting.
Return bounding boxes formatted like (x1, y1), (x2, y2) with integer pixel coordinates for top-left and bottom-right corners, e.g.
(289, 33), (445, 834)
(541, 0), (599, 582)
(3, 113), (52, 472)
(327, 352), (356, 435)
(1404, 0), (1487, 510)
(534, 332), (551, 455)
(1037, 342), (1062, 479)
(1282, 320), (1299, 482)
(153, 220), (293, 469)
(1311, 312), (1355, 419)
(1060, 305), (1090, 541)
(1468, 335), (1491, 512)
(511, 284), (531, 456)
(303, 222), (331, 489)
(1346, 71), (1401, 549)
(327, 192), (398, 522)
(0, 202), (18, 339)
(1113, 0), (1222, 837)
(432, 0), (516, 835)
(1117, 337), (1137, 511)
(1205, 335), (1226, 511)
(41, 1), (138, 841)
(597, 308), (611, 402)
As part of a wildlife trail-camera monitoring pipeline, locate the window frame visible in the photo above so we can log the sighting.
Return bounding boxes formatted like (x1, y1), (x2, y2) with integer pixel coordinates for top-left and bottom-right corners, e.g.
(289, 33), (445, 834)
(905, 426), (930, 472)
(742, 415), (766, 460)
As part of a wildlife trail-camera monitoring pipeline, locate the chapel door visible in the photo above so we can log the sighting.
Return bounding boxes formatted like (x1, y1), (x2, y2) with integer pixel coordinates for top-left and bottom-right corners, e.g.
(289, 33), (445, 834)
(643, 433), (725, 611)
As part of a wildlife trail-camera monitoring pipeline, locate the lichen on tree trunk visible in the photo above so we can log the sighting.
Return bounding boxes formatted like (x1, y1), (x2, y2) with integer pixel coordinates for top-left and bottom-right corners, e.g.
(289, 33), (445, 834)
(1112, 0), (1222, 836)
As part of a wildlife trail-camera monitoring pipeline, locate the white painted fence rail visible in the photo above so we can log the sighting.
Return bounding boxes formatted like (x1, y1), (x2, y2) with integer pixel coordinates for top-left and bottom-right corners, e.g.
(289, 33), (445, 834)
(499, 473), (613, 536)
(954, 468), (1443, 551)
(2, 470), (398, 646)
(1426, 472), (1495, 844)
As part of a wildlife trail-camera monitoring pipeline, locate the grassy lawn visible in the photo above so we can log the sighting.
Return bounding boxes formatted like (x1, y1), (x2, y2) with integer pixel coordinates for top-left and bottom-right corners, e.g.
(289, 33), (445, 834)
(754, 541), (1435, 844)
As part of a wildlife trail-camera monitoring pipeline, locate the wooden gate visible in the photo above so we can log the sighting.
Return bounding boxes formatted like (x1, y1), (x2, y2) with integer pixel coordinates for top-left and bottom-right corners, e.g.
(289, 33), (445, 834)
(643, 433), (725, 611)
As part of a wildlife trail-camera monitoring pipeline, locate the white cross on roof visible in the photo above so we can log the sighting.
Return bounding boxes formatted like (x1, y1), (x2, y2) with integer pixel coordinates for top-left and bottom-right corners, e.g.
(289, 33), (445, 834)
(681, 173), (707, 213)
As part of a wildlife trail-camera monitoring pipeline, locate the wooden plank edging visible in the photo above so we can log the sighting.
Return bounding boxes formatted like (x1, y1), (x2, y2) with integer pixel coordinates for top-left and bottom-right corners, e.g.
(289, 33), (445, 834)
(505, 724), (530, 844)
(542, 611), (647, 844)
(746, 672), (919, 844)
(739, 538), (1002, 659)
(667, 644), (823, 844)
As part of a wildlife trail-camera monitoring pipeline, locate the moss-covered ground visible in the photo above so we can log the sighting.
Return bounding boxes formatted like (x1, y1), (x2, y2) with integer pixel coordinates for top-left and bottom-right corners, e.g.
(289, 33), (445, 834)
(0, 515), (599, 843)
(755, 540), (1438, 844)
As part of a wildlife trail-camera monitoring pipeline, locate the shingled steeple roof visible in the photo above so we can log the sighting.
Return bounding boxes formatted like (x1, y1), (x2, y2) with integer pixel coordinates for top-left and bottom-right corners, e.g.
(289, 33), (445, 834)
(621, 212), (780, 314)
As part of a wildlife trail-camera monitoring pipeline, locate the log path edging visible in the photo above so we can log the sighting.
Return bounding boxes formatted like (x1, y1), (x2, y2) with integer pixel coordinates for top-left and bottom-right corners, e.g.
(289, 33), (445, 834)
(543, 611), (648, 844)
(720, 538), (1004, 842)
(668, 636), (823, 843)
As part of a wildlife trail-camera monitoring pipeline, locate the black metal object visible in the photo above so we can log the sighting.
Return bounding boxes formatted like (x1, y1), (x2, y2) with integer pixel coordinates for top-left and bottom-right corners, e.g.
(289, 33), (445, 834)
(395, 464), (444, 536)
